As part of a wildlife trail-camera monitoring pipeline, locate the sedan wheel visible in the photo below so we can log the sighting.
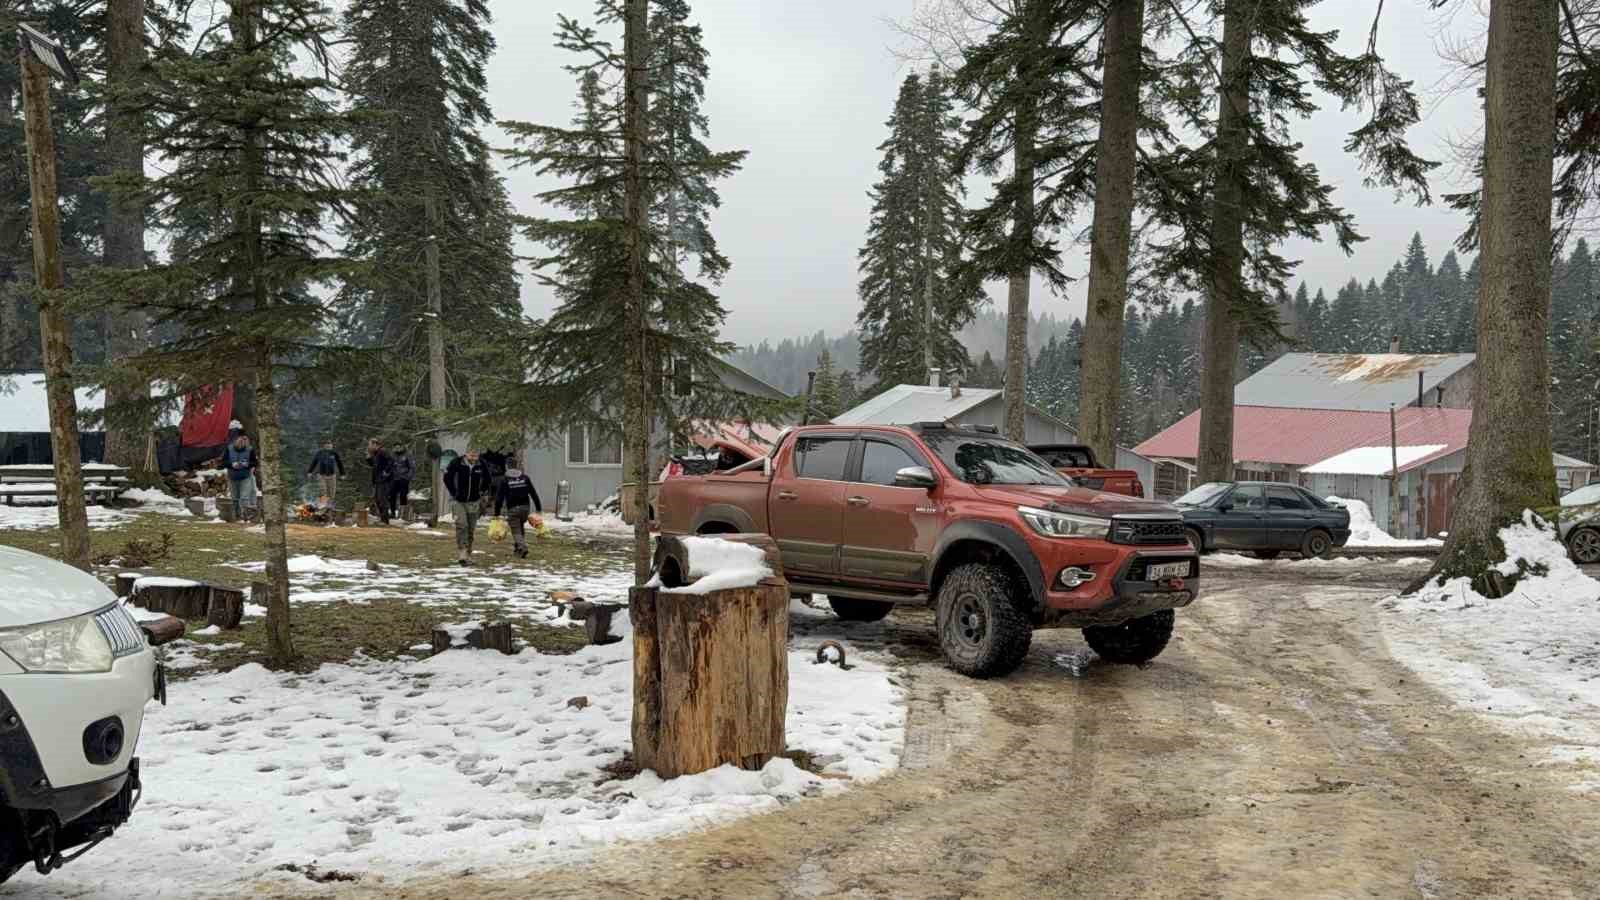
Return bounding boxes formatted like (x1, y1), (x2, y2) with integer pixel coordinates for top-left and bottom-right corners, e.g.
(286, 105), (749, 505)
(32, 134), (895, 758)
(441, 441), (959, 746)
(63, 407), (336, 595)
(1570, 527), (1600, 564)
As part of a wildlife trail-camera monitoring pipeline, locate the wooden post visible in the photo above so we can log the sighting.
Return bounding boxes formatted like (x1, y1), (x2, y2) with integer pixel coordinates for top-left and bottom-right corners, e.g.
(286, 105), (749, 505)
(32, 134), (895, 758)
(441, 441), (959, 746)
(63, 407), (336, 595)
(632, 534), (789, 778)
(19, 48), (89, 571)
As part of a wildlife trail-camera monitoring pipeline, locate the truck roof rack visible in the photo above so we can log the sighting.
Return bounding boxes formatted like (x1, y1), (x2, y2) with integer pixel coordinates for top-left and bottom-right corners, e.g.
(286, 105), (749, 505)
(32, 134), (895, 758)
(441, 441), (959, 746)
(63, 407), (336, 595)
(911, 421), (947, 430)
(969, 425), (999, 434)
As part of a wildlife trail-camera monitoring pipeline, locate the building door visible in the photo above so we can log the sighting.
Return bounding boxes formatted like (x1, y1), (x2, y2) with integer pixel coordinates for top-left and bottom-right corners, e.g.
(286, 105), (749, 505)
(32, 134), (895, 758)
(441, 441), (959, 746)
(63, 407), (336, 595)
(1425, 473), (1458, 539)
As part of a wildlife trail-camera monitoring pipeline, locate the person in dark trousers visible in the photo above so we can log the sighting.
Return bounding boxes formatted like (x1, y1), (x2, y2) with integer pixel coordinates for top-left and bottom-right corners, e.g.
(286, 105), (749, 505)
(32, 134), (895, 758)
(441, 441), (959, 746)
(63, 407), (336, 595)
(390, 447), (415, 519)
(444, 449), (492, 565)
(366, 438), (396, 523)
(494, 458), (542, 559)
(306, 439), (345, 507)
(224, 433), (259, 522)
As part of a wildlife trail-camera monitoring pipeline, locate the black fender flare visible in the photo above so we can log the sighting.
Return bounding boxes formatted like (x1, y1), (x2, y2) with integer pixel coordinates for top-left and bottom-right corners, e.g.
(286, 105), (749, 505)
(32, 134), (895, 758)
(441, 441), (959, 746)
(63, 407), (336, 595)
(692, 503), (757, 534)
(930, 520), (1045, 612)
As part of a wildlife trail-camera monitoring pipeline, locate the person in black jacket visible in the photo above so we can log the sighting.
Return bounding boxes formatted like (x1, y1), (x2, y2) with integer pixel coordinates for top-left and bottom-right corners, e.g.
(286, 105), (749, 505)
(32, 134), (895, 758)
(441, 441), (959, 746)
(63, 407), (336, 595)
(366, 439), (395, 523)
(390, 448), (416, 519)
(493, 459), (542, 559)
(444, 449), (491, 565)
(306, 440), (345, 507)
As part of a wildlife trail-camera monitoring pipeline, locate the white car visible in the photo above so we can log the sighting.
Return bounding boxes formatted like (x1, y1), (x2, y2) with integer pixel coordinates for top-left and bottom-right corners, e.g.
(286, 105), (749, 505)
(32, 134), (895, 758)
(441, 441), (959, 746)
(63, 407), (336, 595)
(1, 546), (166, 883)
(1561, 483), (1600, 565)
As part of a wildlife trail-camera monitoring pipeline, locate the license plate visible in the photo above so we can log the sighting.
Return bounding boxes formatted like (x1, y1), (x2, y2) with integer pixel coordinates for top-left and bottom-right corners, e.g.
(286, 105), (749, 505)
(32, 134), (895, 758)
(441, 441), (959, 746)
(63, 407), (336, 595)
(1147, 561), (1189, 580)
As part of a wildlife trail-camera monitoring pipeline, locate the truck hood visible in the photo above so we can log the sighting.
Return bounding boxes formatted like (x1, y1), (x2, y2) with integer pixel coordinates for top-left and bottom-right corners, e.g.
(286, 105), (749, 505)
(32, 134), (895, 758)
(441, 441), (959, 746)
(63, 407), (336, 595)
(973, 484), (1180, 518)
(0, 545), (117, 627)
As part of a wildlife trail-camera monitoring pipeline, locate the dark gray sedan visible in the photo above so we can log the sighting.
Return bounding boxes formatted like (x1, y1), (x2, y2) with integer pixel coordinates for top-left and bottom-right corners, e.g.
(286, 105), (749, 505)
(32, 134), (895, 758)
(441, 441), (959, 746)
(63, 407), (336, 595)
(1174, 482), (1352, 558)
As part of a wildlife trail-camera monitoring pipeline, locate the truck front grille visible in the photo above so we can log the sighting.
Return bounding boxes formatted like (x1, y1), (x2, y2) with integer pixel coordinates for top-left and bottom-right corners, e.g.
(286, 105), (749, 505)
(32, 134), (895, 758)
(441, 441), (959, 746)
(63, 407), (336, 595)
(1110, 518), (1187, 545)
(96, 605), (147, 658)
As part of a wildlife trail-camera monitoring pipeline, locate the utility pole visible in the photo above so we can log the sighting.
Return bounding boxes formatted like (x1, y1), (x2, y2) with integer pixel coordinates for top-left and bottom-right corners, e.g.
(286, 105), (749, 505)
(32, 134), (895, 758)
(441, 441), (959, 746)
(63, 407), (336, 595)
(1389, 402), (1401, 537)
(18, 24), (90, 571)
(921, 67), (937, 386)
(424, 194), (446, 526)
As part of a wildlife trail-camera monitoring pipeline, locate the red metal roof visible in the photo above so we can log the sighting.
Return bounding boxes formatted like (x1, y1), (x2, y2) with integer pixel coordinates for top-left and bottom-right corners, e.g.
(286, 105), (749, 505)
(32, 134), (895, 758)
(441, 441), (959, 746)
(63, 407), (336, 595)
(1131, 406), (1473, 470)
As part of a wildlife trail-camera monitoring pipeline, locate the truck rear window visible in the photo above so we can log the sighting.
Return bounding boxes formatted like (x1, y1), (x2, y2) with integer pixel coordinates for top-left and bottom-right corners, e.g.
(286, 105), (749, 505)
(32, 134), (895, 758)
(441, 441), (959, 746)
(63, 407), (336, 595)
(794, 437), (851, 480)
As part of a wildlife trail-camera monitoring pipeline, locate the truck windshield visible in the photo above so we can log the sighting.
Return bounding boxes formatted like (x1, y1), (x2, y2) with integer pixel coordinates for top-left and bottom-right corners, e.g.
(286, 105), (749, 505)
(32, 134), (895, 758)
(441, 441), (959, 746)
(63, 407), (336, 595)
(919, 433), (1068, 486)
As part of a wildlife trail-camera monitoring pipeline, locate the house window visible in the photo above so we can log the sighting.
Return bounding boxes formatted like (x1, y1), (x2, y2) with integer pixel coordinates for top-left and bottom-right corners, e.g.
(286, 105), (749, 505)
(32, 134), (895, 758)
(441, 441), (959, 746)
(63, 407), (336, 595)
(567, 426), (623, 467)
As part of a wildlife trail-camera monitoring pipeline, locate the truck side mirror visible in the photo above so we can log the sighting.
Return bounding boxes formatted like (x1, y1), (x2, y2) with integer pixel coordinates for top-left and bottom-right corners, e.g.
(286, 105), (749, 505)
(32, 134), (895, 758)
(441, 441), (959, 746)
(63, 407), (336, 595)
(893, 466), (937, 490)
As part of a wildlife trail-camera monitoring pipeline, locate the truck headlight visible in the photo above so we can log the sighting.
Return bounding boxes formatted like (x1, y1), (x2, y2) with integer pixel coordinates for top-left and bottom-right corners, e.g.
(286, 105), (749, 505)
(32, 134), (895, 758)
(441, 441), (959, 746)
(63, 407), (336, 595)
(0, 612), (114, 673)
(1018, 506), (1110, 539)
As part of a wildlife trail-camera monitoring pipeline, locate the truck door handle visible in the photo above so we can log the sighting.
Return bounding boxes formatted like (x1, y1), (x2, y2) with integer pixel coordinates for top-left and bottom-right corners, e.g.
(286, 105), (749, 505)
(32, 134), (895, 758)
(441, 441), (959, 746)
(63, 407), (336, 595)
(776, 491), (798, 501)
(846, 496), (869, 507)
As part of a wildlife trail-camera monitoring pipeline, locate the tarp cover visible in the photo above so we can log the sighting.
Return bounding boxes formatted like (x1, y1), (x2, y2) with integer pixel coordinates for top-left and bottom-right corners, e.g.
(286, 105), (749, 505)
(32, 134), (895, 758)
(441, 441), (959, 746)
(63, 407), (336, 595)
(180, 385), (234, 449)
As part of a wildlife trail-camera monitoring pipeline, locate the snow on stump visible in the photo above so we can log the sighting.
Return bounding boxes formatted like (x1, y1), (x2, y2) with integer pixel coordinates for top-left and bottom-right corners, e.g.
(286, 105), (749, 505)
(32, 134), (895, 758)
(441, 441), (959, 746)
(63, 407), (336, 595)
(430, 621), (515, 655)
(631, 533), (789, 779)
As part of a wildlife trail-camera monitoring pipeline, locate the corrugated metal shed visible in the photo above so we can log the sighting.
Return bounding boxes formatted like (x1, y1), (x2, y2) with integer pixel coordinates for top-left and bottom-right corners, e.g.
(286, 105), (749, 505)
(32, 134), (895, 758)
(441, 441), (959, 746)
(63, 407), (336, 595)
(1233, 353), (1475, 411)
(1131, 406), (1473, 466)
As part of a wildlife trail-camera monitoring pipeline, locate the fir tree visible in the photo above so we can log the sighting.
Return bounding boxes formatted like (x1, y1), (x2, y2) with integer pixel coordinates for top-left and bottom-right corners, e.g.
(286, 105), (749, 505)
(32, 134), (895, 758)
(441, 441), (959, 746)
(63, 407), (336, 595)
(836, 368), (859, 414)
(98, 0), (361, 663)
(856, 69), (981, 392)
(811, 350), (842, 419)
(973, 350), (1003, 389)
(1399, 233), (1433, 349)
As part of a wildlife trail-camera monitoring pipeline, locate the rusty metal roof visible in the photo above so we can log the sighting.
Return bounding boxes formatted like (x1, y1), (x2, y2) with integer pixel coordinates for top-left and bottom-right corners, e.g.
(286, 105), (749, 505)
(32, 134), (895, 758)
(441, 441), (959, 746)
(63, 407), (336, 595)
(1233, 353), (1476, 411)
(1131, 406), (1473, 468)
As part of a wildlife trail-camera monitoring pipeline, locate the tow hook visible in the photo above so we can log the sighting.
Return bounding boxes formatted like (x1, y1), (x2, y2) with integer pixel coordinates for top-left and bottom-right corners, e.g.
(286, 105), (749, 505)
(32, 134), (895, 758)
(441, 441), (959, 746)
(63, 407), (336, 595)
(1165, 577), (1186, 592)
(814, 640), (853, 671)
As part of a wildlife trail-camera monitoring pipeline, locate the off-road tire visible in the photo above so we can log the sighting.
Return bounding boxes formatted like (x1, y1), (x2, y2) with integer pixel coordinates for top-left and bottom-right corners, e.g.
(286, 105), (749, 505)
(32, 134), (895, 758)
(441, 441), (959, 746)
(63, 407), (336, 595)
(1568, 526), (1600, 564)
(935, 563), (1032, 678)
(1186, 527), (1209, 554)
(1083, 609), (1175, 665)
(828, 596), (894, 622)
(1255, 549), (1281, 560)
(1300, 529), (1333, 559)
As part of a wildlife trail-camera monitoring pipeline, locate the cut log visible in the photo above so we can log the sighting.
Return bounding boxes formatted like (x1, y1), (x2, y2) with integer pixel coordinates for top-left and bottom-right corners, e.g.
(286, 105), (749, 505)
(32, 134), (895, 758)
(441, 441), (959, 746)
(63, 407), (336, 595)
(131, 578), (211, 619)
(430, 621), (515, 655)
(184, 497), (207, 517)
(652, 533), (785, 589)
(206, 585), (246, 630)
(631, 576), (789, 779)
(355, 509), (369, 527)
(113, 572), (140, 597)
(584, 604), (622, 645)
(139, 615), (185, 647)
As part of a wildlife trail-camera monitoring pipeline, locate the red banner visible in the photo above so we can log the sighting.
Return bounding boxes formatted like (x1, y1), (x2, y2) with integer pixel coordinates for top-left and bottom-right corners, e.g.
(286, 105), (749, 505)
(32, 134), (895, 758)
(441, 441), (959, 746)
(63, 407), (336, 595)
(180, 385), (234, 448)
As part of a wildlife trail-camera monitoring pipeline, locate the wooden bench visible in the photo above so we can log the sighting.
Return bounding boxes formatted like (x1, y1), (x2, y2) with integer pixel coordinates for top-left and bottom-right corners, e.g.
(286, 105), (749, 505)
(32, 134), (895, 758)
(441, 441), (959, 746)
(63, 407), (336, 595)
(0, 464), (131, 506)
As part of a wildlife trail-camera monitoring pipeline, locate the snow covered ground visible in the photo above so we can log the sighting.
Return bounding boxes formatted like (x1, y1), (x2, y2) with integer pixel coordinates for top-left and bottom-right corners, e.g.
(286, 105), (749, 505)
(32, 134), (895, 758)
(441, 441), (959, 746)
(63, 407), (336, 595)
(1379, 513), (1600, 793)
(1205, 552), (1432, 569)
(3, 599), (905, 898)
(1326, 496), (1444, 549)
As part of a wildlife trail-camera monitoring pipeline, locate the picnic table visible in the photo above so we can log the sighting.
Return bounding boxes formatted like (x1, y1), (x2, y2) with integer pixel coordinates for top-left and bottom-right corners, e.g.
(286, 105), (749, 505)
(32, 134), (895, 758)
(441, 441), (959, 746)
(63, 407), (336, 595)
(0, 463), (130, 506)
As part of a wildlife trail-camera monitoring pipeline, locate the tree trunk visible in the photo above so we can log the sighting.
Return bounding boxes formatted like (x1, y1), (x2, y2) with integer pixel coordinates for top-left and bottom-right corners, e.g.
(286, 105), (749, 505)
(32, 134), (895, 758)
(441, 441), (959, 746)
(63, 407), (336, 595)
(630, 582), (789, 778)
(20, 52), (90, 572)
(623, 0), (652, 582)
(425, 194), (446, 523)
(1196, 0), (1250, 485)
(1411, 0), (1559, 595)
(1076, 0), (1145, 467)
(102, 0), (153, 480)
(1003, 102), (1037, 443)
(921, 71), (937, 385)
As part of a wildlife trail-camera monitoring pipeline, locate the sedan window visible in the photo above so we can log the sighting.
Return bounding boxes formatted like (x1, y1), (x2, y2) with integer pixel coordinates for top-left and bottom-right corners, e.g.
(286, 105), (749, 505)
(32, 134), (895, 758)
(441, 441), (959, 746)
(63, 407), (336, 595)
(1267, 486), (1310, 510)
(1229, 485), (1266, 511)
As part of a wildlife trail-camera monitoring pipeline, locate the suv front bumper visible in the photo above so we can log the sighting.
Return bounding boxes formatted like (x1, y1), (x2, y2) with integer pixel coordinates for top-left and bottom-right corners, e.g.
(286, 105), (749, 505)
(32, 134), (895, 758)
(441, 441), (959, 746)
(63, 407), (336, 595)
(1038, 550), (1199, 628)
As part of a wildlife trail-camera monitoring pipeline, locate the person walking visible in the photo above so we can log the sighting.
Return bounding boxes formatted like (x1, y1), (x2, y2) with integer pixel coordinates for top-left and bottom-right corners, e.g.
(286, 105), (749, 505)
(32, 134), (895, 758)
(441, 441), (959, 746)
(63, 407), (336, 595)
(365, 439), (395, 524)
(444, 449), (491, 565)
(493, 459), (542, 559)
(306, 439), (345, 508)
(390, 447), (415, 520)
(224, 433), (259, 522)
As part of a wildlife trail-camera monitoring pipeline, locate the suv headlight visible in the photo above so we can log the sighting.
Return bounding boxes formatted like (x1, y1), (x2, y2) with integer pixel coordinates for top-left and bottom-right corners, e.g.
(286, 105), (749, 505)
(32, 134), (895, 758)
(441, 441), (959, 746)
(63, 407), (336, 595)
(1018, 506), (1110, 539)
(0, 612), (114, 673)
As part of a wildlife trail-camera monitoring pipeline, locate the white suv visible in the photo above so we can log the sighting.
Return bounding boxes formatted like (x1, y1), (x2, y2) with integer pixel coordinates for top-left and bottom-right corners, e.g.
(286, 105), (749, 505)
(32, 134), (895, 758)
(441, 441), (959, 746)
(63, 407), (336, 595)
(1, 546), (164, 883)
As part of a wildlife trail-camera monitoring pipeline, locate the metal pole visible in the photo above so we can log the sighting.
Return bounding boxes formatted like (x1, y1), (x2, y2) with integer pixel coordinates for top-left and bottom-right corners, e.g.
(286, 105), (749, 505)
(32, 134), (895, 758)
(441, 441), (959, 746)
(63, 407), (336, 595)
(20, 48), (90, 571)
(1389, 402), (1401, 537)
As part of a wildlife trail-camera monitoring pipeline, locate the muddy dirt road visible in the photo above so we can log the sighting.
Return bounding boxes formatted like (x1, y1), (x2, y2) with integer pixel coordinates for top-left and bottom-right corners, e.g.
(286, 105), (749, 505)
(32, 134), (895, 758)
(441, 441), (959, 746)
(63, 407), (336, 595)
(307, 563), (1599, 899)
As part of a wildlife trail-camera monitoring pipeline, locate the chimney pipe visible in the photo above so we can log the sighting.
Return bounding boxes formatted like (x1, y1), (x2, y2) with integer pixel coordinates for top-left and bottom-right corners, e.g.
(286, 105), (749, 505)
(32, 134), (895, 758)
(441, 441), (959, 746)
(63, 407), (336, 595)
(929, 367), (942, 388)
(1435, 385), (1444, 408)
(1417, 370), (1424, 408)
(1390, 334), (1401, 354)
(950, 372), (962, 400)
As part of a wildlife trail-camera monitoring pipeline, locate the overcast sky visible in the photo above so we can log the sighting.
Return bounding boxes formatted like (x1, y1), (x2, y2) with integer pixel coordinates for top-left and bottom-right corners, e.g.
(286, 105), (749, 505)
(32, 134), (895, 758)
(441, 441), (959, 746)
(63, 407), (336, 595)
(485, 1), (1485, 347)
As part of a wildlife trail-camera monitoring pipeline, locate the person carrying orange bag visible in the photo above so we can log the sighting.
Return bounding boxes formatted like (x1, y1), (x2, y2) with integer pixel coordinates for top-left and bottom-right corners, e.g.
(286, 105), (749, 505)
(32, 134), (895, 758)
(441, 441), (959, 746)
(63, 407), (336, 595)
(493, 458), (542, 559)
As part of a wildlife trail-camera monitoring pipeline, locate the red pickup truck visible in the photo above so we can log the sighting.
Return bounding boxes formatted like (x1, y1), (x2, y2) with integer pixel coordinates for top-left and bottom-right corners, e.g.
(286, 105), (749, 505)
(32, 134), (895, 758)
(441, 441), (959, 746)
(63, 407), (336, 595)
(1029, 443), (1145, 497)
(656, 423), (1199, 677)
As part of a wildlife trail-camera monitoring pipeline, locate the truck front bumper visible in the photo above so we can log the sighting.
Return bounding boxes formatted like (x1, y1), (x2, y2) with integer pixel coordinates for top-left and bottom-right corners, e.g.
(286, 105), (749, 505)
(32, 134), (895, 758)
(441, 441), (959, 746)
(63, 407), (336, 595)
(1037, 551), (1199, 628)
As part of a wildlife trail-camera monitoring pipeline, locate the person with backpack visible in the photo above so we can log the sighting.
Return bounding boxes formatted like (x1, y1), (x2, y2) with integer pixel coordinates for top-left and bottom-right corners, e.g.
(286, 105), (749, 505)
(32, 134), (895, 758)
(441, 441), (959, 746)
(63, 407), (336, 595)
(390, 447), (416, 519)
(365, 438), (396, 524)
(493, 458), (542, 559)
(224, 433), (259, 522)
(444, 449), (491, 565)
(305, 439), (345, 507)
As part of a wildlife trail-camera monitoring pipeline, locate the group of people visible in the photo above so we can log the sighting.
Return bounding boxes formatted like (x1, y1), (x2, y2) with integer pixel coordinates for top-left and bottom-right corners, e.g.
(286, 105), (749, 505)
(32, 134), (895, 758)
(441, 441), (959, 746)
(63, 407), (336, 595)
(303, 438), (415, 523)
(444, 448), (542, 566)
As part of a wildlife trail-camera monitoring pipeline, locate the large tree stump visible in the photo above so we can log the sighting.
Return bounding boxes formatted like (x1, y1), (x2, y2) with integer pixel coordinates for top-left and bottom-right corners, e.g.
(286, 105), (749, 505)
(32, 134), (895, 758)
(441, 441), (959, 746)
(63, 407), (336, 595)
(131, 578), (212, 619)
(430, 621), (515, 655)
(206, 585), (246, 630)
(652, 532), (783, 588)
(633, 533), (789, 778)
